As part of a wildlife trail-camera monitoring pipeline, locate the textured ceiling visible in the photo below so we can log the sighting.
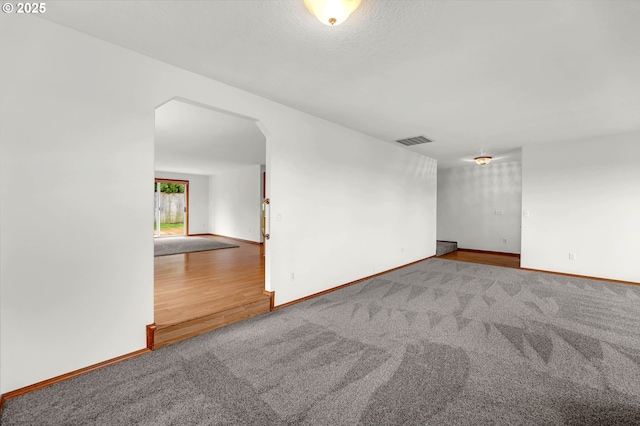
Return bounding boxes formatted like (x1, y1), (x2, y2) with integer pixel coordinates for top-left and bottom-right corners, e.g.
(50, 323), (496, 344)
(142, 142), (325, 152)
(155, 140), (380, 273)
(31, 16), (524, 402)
(155, 100), (265, 176)
(42, 1), (640, 169)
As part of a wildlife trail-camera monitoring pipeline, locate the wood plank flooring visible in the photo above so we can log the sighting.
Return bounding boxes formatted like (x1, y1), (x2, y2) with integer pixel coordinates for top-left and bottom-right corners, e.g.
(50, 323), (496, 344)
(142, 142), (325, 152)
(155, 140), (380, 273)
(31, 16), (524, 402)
(438, 249), (521, 269)
(154, 235), (268, 348)
(153, 241), (517, 348)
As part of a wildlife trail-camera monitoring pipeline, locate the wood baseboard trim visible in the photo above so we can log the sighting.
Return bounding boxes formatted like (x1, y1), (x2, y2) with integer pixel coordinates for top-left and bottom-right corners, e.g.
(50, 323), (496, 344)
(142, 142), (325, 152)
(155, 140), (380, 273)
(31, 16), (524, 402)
(457, 248), (521, 258)
(520, 267), (640, 287)
(274, 255), (435, 311)
(263, 290), (275, 311)
(146, 323), (157, 350)
(0, 347), (150, 409)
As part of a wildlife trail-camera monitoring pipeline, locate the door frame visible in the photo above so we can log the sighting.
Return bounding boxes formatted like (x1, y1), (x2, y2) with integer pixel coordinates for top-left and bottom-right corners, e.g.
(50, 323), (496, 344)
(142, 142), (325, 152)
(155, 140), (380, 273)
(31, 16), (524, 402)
(155, 178), (190, 237)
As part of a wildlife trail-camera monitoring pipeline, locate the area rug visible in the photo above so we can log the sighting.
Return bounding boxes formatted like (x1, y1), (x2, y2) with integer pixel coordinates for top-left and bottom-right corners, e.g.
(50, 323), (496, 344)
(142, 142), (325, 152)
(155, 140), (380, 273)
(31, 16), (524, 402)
(436, 240), (457, 256)
(154, 236), (238, 256)
(3, 258), (640, 425)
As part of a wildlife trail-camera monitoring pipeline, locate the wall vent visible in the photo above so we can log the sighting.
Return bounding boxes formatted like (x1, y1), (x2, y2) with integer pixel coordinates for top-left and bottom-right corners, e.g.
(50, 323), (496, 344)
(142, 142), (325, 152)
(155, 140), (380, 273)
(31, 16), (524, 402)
(395, 135), (433, 146)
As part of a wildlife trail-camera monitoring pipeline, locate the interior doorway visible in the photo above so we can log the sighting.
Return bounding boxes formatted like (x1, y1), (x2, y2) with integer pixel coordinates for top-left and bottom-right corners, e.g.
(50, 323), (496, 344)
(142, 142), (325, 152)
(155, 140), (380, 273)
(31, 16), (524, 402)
(154, 179), (189, 237)
(151, 98), (269, 349)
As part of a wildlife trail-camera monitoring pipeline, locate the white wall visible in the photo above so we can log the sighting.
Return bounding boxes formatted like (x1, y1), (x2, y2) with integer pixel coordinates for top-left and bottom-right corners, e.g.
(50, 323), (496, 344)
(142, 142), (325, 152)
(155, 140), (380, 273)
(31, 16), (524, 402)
(268, 126), (437, 303)
(209, 166), (262, 242)
(438, 162), (522, 254)
(521, 132), (640, 283)
(155, 171), (210, 234)
(1, 16), (154, 394)
(0, 17), (437, 393)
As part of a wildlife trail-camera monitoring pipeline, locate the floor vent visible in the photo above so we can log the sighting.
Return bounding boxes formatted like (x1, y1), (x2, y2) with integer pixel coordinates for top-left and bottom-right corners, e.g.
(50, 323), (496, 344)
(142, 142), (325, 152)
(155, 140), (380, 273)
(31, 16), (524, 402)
(395, 135), (433, 146)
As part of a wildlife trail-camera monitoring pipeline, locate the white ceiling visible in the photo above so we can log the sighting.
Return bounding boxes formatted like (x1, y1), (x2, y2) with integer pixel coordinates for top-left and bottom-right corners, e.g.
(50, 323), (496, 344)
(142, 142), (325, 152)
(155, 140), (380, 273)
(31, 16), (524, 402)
(42, 1), (640, 169)
(155, 100), (265, 176)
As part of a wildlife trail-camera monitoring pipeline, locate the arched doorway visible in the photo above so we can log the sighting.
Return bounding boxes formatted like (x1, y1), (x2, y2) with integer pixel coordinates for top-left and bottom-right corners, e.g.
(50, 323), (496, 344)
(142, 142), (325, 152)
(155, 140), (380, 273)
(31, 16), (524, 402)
(150, 98), (271, 349)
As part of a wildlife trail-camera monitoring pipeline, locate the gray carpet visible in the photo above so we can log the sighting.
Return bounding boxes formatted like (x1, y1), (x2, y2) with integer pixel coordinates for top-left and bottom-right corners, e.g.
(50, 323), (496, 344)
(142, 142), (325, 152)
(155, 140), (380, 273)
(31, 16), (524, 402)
(3, 258), (640, 425)
(154, 236), (238, 256)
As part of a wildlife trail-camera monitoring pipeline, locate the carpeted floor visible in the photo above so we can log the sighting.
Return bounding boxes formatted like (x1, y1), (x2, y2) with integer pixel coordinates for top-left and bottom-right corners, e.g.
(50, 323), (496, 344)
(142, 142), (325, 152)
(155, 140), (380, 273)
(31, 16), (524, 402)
(154, 236), (238, 256)
(3, 258), (640, 425)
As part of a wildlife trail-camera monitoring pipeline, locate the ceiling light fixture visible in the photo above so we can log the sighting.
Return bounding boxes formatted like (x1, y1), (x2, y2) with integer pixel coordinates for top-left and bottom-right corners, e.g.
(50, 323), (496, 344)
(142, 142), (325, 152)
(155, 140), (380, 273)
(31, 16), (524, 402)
(474, 155), (492, 166)
(304, 0), (361, 26)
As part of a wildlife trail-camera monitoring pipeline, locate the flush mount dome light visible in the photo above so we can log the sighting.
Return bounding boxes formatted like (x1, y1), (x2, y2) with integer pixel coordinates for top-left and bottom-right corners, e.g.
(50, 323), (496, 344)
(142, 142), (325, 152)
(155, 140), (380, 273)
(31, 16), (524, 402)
(304, 0), (361, 26)
(474, 156), (492, 166)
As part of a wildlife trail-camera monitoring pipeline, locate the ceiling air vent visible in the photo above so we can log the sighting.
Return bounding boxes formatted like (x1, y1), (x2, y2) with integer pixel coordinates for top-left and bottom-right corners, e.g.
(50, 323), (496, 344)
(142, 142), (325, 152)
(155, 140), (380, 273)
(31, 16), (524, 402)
(395, 135), (433, 146)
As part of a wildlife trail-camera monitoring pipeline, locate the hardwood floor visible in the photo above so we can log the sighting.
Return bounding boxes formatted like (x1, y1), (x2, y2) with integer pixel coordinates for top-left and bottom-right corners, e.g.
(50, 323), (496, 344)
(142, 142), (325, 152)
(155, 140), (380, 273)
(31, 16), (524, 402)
(153, 241), (518, 348)
(154, 235), (269, 348)
(438, 249), (521, 269)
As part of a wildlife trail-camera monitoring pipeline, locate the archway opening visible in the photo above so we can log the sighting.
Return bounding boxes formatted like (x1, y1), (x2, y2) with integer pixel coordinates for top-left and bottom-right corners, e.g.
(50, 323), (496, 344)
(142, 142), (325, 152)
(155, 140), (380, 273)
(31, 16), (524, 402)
(151, 98), (271, 349)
